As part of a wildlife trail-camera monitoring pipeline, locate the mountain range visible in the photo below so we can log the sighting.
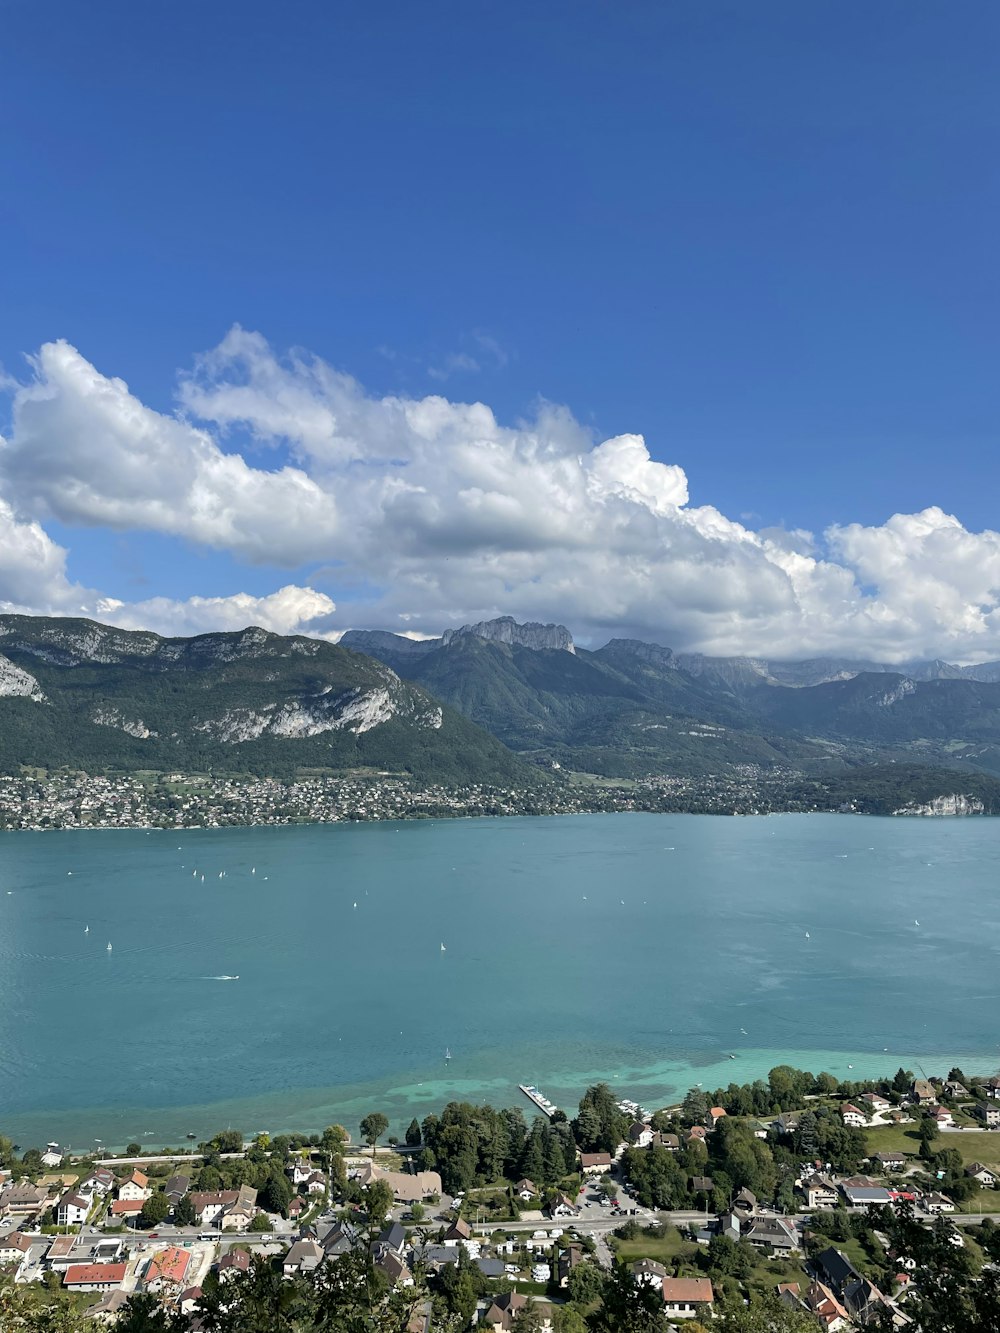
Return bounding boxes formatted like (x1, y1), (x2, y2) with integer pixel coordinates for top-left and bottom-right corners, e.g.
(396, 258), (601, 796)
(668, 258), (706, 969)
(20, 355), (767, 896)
(341, 617), (1000, 779)
(0, 615), (530, 784)
(5, 610), (1000, 792)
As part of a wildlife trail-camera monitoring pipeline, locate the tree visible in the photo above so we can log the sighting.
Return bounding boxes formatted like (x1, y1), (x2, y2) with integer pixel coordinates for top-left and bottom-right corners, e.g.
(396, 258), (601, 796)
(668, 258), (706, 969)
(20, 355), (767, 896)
(511, 1300), (547, 1331)
(321, 1124), (349, 1153)
(713, 1293), (818, 1331)
(409, 1201), (424, 1222)
(586, 1261), (669, 1332)
(360, 1112), (389, 1152)
(249, 1213), (271, 1232)
(212, 1129), (244, 1154)
(364, 1179), (394, 1226)
(567, 1258), (605, 1306)
(259, 1169), (293, 1216)
(405, 1118), (422, 1147)
(681, 1088), (709, 1127)
(139, 1190), (170, 1228)
(125, 1143), (142, 1157)
(174, 1193), (196, 1226)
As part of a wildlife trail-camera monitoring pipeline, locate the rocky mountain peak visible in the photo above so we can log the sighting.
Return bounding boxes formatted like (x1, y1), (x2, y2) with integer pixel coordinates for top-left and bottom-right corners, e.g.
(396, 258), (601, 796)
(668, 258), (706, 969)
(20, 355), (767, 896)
(441, 615), (575, 654)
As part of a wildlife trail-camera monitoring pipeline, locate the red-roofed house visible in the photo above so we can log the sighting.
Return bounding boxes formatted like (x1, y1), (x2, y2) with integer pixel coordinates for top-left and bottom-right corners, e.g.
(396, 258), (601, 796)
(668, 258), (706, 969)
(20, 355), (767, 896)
(841, 1104), (866, 1129)
(144, 1246), (191, 1292)
(110, 1199), (144, 1218)
(117, 1171), (151, 1202)
(661, 1276), (714, 1320)
(63, 1263), (127, 1291)
(708, 1107), (727, 1126)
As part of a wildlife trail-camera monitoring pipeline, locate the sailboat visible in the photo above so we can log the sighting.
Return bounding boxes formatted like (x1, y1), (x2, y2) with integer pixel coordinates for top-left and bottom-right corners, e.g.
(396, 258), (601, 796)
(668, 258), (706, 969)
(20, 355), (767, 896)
(106, 942), (112, 952)
(440, 942), (446, 952)
(445, 1047), (452, 1061)
(84, 925), (89, 934)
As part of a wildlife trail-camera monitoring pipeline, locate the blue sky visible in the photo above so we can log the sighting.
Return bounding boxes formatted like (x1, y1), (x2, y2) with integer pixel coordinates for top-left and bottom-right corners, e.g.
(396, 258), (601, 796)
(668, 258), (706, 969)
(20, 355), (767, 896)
(1, 1), (998, 659)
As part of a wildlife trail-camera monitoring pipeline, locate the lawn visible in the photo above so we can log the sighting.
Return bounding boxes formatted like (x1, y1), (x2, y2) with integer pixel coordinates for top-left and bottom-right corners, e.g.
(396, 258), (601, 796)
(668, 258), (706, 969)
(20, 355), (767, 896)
(865, 1124), (1000, 1169)
(610, 1229), (697, 1266)
(612, 1230), (811, 1299)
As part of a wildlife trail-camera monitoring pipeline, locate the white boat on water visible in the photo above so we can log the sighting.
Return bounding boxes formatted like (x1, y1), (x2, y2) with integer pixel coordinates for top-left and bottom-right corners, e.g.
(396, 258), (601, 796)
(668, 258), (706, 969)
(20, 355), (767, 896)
(106, 942), (112, 952)
(445, 1047), (452, 1060)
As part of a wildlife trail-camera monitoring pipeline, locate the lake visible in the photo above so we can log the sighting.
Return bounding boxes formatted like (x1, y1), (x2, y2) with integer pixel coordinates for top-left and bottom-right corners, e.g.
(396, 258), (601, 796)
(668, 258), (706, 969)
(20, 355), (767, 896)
(0, 812), (998, 1151)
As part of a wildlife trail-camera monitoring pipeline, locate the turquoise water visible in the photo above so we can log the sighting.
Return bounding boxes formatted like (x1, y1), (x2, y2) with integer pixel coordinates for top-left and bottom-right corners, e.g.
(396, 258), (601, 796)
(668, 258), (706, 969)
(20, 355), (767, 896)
(1, 813), (998, 1151)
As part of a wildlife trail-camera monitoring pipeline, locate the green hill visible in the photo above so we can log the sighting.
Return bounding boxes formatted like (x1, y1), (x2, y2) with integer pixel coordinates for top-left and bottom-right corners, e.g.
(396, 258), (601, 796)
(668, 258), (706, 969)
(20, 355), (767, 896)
(0, 615), (534, 784)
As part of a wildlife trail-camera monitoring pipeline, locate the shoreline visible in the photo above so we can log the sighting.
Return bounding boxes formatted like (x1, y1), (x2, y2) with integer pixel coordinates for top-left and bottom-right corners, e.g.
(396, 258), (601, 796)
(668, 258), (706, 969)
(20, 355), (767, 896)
(5, 1045), (999, 1155)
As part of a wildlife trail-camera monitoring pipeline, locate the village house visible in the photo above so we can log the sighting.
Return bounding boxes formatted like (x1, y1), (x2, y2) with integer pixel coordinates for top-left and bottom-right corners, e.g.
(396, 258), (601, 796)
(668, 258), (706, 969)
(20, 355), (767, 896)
(628, 1121), (654, 1148)
(515, 1178), (537, 1201)
(633, 1258), (669, 1287)
(482, 1291), (531, 1332)
(164, 1174), (190, 1206)
(840, 1103), (867, 1129)
(650, 1131), (680, 1152)
(443, 1217), (472, 1245)
(800, 1176), (839, 1209)
(870, 1151), (907, 1173)
(860, 1093), (892, 1113)
(178, 1287), (202, 1318)
(547, 1192), (579, 1219)
(375, 1247), (413, 1286)
(0, 1231), (32, 1266)
(804, 1280), (851, 1331)
(82, 1290), (130, 1323)
(942, 1081), (970, 1100)
(116, 1170), (151, 1203)
(217, 1249), (251, 1281)
(911, 1079), (936, 1105)
(922, 1191), (955, 1214)
(660, 1276), (715, 1320)
(144, 1246), (191, 1293)
(929, 1104), (954, 1127)
(744, 1216), (799, 1255)
(840, 1177), (892, 1208)
(222, 1184), (258, 1230)
(733, 1187), (757, 1215)
(187, 1190), (240, 1228)
(44, 1235), (78, 1269)
(708, 1107), (727, 1128)
(0, 1183), (48, 1217)
(79, 1169), (115, 1198)
(62, 1262), (128, 1292)
(557, 1244), (584, 1288)
(689, 1175), (714, 1196)
(56, 1191), (91, 1227)
(983, 1076), (1000, 1100)
(578, 1151), (612, 1174)
(354, 1162), (441, 1202)
(974, 1103), (1000, 1129)
(686, 1125), (708, 1145)
(965, 1162), (999, 1188)
(109, 1199), (143, 1220)
(283, 1238), (324, 1276)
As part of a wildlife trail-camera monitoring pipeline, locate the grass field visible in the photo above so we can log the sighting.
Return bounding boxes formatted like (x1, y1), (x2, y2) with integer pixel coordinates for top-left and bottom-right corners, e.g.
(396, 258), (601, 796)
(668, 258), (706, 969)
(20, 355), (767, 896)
(865, 1124), (1000, 1169)
(610, 1227), (811, 1297)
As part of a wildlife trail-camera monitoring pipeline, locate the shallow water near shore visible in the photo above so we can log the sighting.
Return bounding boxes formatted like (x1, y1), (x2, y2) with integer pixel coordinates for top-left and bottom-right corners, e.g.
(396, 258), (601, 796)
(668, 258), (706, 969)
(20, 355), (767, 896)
(1, 812), (997, 1149)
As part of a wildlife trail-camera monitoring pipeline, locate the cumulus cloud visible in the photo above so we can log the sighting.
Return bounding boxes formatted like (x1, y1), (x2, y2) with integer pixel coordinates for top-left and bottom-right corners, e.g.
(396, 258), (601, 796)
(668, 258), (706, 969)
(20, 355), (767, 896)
(94, 585), (337, 639)
(3, 340), (338, 564)
(3, 327), (1000, 663)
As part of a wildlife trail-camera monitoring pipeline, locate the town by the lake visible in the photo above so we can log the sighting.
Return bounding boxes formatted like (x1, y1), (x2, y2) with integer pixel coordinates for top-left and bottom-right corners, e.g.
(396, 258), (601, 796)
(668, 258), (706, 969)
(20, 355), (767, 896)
(3, 1066), (1000, 1329)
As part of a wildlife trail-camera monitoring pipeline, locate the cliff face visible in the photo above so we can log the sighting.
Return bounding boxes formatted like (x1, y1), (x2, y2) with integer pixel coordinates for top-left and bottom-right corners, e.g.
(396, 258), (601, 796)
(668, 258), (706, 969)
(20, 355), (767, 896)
(0, 614), (527, 783)
(892, 793), (986, 817)
(441, 616), (575, 653)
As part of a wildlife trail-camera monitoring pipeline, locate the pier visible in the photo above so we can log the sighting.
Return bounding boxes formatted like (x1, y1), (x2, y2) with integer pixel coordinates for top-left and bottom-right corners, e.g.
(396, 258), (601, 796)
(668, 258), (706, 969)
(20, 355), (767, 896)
(518, 1084), (559, 1118)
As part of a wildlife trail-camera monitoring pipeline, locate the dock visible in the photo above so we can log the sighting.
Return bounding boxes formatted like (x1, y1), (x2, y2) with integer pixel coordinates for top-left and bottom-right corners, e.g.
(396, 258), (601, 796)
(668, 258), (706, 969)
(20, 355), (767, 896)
(518, 1084), (559, 1119)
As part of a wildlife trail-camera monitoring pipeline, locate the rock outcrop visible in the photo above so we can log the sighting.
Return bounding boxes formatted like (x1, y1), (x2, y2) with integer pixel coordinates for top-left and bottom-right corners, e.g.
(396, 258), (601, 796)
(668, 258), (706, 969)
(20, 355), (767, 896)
(441, 616), (575, 653)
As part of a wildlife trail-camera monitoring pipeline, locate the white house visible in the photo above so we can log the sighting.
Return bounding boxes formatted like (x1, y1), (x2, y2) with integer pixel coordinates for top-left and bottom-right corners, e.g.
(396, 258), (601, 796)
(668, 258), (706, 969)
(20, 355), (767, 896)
(117, 1170), (152, 1203)
(56, 1191), (90, 1227)
(841, 1104), (867, 1129)
(661, 1277), (714, 1320)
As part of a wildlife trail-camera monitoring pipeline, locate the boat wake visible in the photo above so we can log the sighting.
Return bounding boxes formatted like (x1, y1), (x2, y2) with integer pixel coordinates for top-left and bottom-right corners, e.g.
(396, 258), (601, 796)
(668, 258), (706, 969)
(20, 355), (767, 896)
(203, 975), (240, 981)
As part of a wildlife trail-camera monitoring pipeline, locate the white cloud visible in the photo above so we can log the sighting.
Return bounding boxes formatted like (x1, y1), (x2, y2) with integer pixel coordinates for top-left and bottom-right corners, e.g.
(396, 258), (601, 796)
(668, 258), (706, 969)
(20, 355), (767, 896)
(2, 340), (339, 565)
(3, 327), (1000, 664)
(94, 585), (337, 639)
